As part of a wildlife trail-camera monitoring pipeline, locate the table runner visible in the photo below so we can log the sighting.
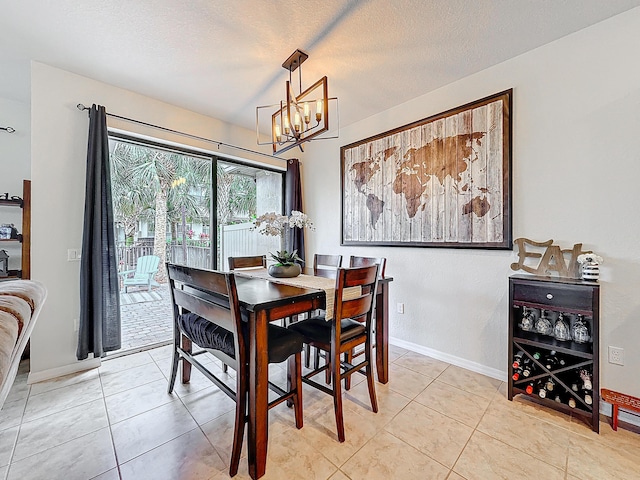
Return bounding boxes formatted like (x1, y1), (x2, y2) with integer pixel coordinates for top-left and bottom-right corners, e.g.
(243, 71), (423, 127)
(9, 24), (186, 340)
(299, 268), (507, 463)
(234, 268), (359, 320)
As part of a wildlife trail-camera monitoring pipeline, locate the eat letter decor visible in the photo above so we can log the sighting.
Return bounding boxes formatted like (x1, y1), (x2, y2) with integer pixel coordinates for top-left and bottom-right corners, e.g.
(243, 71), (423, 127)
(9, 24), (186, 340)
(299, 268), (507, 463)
(510, 238), (591, 278)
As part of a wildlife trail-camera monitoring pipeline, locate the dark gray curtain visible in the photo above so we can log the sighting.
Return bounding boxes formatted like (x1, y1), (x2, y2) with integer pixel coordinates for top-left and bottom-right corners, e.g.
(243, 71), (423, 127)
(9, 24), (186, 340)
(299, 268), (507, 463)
(77, 104), (121, 360)
(285, 158), (305, 262)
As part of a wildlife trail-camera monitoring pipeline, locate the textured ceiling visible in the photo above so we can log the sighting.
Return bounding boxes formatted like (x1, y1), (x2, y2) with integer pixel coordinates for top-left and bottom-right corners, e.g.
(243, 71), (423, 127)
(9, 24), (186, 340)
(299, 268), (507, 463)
(1, 0), (639, 135)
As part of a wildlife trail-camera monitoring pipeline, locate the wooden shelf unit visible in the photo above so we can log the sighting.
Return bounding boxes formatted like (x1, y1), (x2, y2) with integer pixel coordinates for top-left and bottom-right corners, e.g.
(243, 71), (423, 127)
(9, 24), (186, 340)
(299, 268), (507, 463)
(0, 180), (30, 280)
(508, 274), (600, 433)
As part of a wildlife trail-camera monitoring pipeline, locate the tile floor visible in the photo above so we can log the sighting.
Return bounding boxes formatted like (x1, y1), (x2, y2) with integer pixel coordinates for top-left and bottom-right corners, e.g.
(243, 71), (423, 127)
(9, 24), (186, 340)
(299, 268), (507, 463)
(1, 345), (639, 480)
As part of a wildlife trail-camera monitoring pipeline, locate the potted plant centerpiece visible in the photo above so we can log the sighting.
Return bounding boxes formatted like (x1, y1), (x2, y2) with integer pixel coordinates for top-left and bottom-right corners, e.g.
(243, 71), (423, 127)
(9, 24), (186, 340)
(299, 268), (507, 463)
(253, 211), (314, 278)
(268, 249), (303, 278)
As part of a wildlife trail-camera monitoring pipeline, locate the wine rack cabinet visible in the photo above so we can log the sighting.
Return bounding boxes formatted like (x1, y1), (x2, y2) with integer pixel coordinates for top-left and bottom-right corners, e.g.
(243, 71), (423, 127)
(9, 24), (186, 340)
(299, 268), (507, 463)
(508, 274), (600, 433)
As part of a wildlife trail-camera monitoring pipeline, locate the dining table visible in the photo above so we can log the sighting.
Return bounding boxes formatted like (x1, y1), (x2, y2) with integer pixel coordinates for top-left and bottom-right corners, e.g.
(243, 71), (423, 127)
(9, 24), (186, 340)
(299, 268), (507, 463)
(231, 268), (393, 479)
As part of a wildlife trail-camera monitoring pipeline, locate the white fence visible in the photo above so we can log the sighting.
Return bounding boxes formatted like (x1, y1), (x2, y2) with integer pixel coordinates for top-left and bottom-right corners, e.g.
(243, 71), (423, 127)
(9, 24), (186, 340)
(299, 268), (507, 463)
(220, 222), (280, 270)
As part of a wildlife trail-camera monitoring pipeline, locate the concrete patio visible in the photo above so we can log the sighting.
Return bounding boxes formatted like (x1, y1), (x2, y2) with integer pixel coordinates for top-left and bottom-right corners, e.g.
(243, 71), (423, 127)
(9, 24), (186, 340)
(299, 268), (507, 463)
(116, 283), (173, 353)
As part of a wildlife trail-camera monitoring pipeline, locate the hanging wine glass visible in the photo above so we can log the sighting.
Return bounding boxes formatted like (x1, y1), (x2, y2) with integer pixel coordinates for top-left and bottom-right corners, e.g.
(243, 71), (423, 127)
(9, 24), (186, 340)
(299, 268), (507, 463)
(520, 306), (535, 332)
(553, 313), (571, 341)
(535, 309), (553, 336)
(572, 315), (590, 343)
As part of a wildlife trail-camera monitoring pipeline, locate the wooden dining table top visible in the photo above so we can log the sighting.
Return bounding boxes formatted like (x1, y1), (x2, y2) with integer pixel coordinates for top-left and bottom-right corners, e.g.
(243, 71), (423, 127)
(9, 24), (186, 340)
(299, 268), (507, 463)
(233, 274), (324, 312)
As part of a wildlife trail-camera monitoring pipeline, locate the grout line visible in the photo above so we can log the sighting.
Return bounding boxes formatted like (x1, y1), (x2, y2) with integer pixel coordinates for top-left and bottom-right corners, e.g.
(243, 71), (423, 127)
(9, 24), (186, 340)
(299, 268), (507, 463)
(3, 361), (32, 478)
(98, 367), (123, 479)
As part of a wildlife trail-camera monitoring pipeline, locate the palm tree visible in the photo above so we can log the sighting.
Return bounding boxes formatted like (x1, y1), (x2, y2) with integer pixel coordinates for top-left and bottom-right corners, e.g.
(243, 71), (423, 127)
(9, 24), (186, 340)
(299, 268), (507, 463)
(110, 141), (264, 279)
(110, 142), (155, 244)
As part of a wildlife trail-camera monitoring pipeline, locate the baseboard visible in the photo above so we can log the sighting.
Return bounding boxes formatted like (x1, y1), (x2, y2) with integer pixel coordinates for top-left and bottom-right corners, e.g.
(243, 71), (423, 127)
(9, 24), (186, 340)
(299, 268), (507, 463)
(388, 336), (640, 429)
(389, 336), (507, 382)
(27, 358), (102, 384)
(599, 400), (640, 429)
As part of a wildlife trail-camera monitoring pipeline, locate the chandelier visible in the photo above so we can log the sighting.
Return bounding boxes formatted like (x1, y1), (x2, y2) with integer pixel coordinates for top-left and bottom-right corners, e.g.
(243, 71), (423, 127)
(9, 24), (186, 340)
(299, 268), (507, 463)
(256, 49), (338, 155)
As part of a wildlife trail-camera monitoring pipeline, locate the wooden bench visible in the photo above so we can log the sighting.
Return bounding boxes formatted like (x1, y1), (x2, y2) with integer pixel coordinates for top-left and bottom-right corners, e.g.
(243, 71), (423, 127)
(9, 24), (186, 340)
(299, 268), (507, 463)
(601, 388), (640, 431)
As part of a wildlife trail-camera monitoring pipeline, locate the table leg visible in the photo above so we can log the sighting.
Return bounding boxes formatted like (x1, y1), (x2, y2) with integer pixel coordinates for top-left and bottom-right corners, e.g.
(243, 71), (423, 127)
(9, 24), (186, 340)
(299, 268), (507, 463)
(248, 310), (269, 479)
(612, 404), (619, 431)
(375, 282), (389, 384)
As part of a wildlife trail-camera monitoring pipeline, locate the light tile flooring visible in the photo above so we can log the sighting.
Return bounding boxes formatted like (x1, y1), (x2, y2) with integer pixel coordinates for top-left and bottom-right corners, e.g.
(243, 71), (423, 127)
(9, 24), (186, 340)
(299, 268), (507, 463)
(1, 345), (639, 480)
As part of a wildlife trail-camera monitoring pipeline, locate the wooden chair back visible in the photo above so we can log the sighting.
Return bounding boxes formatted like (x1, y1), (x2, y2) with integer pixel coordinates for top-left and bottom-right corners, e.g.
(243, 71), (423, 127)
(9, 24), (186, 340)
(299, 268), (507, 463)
(334, 264), (380, 332)
(349, 255), (386, 278)
(167, 263), (245, 369)
(228, 255), (266, 271)
(313, 254), (343, 278)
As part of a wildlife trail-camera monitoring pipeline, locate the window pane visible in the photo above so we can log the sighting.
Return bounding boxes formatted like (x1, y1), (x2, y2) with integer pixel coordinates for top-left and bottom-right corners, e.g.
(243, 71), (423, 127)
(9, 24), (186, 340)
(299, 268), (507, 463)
(217, 161), (283, 269)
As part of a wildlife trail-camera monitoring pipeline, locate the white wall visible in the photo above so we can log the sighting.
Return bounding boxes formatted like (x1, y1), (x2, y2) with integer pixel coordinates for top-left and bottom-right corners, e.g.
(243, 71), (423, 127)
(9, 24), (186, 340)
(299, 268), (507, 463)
(29, 62), (285, 376)
(302, 8), (640, 396)
(0, 97), (30, 271)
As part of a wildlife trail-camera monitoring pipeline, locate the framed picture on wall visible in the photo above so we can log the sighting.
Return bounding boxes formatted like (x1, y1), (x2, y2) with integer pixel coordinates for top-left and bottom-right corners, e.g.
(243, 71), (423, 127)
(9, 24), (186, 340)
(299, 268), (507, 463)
(340, 89), (512, 249)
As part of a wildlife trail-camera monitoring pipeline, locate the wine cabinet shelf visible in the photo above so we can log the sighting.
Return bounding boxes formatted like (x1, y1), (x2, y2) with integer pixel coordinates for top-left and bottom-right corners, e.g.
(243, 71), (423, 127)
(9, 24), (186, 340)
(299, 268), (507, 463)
(512, 387), (593, 417)
(512, 300), (593, 316)
(513, 332), (593, 358)
(0, 180), (30, 280)
(508, 275), (600, 433)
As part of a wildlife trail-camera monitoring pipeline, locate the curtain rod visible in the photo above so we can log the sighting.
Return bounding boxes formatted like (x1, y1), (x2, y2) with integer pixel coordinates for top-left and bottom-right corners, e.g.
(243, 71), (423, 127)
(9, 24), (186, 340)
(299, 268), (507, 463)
(76, 103), (278, 160)
(0, 126), (15, 133)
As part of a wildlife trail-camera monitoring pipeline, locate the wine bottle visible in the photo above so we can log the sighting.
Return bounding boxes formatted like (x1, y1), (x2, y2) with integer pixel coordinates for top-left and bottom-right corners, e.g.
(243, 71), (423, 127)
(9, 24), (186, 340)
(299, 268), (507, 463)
(525, 382), (535, 395)
(512, 350), (525, 369)
(512, 367), (523, 381)
(583, 390), (593, 406)
(544, 352), (559, 371)
(522, 358), (536, 378)
(545, 377), (555, 392)
(579, 369), (593, 391)
(532, 351), (542, 361)
(568, 396), (577, 408)
(537, 381), (547, 399)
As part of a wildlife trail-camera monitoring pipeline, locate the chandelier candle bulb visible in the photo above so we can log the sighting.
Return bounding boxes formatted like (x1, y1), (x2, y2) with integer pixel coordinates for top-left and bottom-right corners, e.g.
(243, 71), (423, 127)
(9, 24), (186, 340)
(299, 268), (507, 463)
(303, 103), (310, 124)
(294, 112), (301, 132)
(274, 124), (282, 142)
(284, 114), (290, 134)
(316, 99), (322, 120)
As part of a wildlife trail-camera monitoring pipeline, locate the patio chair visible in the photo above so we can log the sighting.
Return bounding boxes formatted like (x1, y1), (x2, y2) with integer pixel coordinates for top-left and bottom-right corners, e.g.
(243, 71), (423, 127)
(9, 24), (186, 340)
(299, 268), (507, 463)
(119, 255), (160, 293)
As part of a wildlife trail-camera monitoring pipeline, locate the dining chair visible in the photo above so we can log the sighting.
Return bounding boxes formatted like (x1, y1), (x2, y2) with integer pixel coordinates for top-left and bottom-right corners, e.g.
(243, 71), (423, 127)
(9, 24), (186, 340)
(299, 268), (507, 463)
(345, 256), (386, 388)
(304, 254), (343, 369)
(288, 264), (380, 442)
(227, 254), (266, 271)
(313, 254), (343, 278)
(349, 255), (386, 278)
(166, 263), (305, 477)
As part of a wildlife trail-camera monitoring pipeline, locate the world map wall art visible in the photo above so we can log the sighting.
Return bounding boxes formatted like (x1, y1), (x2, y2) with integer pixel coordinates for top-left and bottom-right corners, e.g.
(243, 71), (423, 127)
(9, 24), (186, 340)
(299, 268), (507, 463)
(341, 89), (512, 249)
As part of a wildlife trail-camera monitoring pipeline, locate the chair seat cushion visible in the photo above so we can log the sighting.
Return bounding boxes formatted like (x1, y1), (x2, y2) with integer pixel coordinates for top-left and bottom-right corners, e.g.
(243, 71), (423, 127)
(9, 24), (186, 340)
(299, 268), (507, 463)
(179, 312), (235, 358)
(178, 313), (304, 364)
(287, 316), (365, 345)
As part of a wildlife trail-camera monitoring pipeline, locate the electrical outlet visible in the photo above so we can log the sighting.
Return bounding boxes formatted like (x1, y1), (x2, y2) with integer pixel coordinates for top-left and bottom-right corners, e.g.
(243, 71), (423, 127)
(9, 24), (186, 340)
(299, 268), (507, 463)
(396, 303), (404, 314)
(609, 346), (624, 365)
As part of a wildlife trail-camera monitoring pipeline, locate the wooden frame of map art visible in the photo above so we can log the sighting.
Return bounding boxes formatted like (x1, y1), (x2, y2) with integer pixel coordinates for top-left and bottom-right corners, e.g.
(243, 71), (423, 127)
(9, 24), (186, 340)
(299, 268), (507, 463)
(340, 89), (512, 249)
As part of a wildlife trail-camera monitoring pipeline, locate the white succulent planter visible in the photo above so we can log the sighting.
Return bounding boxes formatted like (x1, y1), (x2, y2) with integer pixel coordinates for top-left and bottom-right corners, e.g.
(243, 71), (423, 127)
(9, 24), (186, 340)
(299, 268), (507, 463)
(581, 262), (600, 281)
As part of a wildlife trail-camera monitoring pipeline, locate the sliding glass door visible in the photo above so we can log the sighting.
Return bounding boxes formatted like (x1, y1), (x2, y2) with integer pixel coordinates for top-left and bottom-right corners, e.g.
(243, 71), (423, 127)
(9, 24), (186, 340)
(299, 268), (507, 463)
(108, 134), (283, 353)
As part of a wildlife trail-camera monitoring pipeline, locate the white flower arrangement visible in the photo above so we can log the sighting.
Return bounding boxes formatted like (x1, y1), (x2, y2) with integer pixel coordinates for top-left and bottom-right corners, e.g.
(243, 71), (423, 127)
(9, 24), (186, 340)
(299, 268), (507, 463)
(577, 253), (603, 265)
(253, 211), (314, 237)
